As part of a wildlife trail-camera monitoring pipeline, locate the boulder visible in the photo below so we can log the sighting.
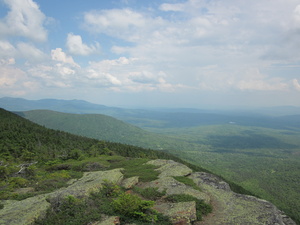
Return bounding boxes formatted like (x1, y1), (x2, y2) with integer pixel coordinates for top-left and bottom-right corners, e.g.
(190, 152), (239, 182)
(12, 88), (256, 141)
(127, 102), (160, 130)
(146, 159), (192, 178)
(0, 168), (124, 225)
(189, 172), (231, 191)
(121, 176), (139, 189)
(154, 201), (197, 225)
(0, 195), (50, 225)
(49, 168), (124, 200)
(189, 172), (296, 225)
(143, 176), (210, 203)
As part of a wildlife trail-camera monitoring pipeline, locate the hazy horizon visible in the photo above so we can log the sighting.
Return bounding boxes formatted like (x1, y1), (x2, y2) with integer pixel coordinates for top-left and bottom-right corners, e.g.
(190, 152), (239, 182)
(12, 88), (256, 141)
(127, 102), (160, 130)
(1, 0), (300, 108)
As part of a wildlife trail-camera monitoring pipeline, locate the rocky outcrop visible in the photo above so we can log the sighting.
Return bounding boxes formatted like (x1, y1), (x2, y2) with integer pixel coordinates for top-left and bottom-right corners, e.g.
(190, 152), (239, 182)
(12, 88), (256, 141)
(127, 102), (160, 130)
(0, 169), (124, 225)
(189, 172), (296, 225)
(0, 195), (50, 225)
(146, 159), (192, 177)
(121, 176), (139, 189)
(145, 160), (296, 225)
(154, 201), (197, 224)
(0, 159), (296, 225)
(49, 168), (123, 200)
(143, 176), (210, 203)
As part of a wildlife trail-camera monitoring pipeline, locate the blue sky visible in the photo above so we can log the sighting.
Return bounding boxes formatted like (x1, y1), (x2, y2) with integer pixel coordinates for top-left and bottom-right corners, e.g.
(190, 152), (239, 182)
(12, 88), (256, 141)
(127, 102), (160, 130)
(1, 0), (300, 108)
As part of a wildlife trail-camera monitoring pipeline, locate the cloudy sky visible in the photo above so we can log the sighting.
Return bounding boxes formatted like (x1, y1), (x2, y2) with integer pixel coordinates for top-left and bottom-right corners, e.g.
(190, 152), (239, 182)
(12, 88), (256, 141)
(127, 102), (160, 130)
(1, 0), (300, 108)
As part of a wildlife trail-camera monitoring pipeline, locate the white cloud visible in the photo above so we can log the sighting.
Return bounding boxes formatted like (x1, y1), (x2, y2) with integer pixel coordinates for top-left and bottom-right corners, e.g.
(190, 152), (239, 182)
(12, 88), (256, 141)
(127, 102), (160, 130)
(83, 8), (149, 42)
(0, 63), (37, 96)
(51, 48), (79, 67)
(0, 0), (47, 42)
(83, 57), (181, 92)
(2, 0), (300, 107)
(0, 40), (16, 57)
(159, 3), (185, 12)
(66, 33), (100, 56)
(28, 63), (77, 88)
(294, 4), (300, 24)
(17, 42), (47, 62)
(84, 0), (300, 95)
(84, 8), (145, 30)
(0, 58), (15, 65)
(292, 79), (300, 91)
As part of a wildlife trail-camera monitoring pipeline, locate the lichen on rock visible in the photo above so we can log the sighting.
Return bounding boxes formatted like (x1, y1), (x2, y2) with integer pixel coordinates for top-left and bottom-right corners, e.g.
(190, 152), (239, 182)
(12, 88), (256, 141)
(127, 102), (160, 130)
(0, 194), (50, 225)
(146, 159), (192, 178)
(121, 176), (139, 189)
(49, 168), (124, 200)
(154, 201), (197, 225)
(189, 172), (296, 225)
(0, 168), (124, 225)
(143, 176), (210, 203)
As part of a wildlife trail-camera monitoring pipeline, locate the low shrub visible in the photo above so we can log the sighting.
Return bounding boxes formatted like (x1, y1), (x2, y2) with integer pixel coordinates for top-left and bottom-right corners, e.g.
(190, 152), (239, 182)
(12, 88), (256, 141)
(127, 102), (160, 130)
(46, 164), (71, 171)
(8, 177), (29, 188)
(0, 166), (9, 180)
(35, 195), (101, 225)
(36, 183), (171, 225)
(110, 158), (159, 182)
(35, 178), (68, 192)
(133, 186), (166, 200)
(166, 194), (212, 221)
(112, 192), (157, 222)
(173, 176), (202, 191)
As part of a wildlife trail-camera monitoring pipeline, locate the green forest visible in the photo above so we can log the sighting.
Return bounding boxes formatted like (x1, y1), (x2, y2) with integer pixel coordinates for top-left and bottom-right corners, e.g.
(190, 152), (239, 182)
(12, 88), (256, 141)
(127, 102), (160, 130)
(0, 108), (216, 224)
(1, 107), (300, 224)
(17, 109), (300, 224)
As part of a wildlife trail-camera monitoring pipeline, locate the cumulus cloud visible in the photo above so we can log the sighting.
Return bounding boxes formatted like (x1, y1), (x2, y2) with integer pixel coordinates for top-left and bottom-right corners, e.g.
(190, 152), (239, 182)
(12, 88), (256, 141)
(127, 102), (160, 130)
(2, 0), (300, 105)
(0, 40), (16, 57)
(24, 48), (82, 89)
(17, 42), (47, 62)
(159, 3), (185, 12)
(292, 79), (300, 91)
(84, 8), (145, 30)
(66, 33), (100, 56)
(51, 48), (79, 67)
(84, 57), (180, 92)
(0, 0), (47, 42)
(83, 8), (151, 42)
(0, 62), (36, 96)
(83, 0), (300, 95)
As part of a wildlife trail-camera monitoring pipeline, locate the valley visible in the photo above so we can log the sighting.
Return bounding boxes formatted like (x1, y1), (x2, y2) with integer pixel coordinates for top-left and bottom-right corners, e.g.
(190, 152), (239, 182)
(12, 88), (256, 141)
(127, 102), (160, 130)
(1, 97), (300, 224)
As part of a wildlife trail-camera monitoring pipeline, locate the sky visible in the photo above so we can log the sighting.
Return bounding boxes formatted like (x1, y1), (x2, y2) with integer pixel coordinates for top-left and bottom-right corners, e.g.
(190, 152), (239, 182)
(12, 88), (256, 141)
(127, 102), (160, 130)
(1, 0), (300, 108)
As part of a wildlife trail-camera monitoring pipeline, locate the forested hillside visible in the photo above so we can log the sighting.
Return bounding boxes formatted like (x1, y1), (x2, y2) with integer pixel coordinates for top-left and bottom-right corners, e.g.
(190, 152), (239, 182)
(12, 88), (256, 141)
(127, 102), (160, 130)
(0, 108), (179, 163)
(16, 108), (300, 224)
(18, 110), (200, 151)
(0, 108), (196, 204)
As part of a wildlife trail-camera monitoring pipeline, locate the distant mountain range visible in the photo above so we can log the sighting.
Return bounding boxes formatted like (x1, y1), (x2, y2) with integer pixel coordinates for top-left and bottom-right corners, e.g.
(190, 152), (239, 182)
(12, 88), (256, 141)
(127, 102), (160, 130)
(1, 97), (300, 223)
(16, 109), (193, 150)
(1, 97), (300, 130)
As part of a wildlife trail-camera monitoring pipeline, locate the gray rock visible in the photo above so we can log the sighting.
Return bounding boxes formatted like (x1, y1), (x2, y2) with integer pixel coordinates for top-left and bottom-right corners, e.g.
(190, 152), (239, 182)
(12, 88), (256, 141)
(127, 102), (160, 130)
(190, 172), (231, 191)
(143, 176), (210, 203)
(49, 168), (124, 200)
(189, 172), (296, 225)
(0, 194), (50, 225)
(0, 169), (124, 225)
(146, 159), (192, 178)
(121, 176), (139, 189)
(154, 201), (197, 225)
